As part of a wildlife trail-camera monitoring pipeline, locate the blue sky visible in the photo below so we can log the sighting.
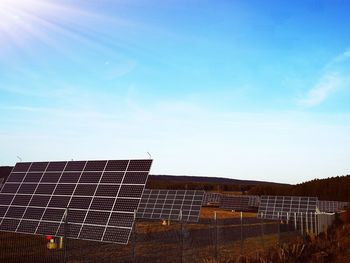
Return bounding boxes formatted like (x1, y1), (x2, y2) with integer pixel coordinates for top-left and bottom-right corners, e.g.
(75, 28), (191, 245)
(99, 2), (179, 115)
(1, 0), (350, 184)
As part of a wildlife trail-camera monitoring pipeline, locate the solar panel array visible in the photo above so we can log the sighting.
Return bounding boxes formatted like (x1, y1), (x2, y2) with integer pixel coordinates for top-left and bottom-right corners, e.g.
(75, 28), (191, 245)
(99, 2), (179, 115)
(257, 196), (318, 220)
(136, 189), (204, 222)
(317, 200), (348, 213)
(202, 193), (221, 206)
(0, 159), (152, 244)
(247, 195), (260, 207)
(220, 195), (252, 211)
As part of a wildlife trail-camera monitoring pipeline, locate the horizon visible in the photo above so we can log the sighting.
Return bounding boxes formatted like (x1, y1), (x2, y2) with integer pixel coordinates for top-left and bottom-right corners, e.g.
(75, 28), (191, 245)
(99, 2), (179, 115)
(1, 0), (350, 184)
(0, 162), (347, 186)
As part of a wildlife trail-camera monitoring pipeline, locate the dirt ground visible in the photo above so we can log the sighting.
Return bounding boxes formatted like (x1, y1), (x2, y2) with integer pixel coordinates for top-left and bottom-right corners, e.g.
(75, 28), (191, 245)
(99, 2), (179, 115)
(200, 207), (257, 219)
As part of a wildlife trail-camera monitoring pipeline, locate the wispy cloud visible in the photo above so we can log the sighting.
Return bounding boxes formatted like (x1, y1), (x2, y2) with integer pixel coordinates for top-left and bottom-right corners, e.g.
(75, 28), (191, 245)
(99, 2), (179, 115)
(104, 59), (137, 79)
(298, 49), (350, 107)
(333, 48), (350, 63)
(298, 73), (343, 107)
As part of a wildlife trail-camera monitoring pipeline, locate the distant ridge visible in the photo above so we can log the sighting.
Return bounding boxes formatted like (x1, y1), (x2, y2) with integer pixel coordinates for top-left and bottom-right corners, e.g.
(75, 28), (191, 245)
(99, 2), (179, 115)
(149, 174), (289, 186)
(0, 166), (288, 187)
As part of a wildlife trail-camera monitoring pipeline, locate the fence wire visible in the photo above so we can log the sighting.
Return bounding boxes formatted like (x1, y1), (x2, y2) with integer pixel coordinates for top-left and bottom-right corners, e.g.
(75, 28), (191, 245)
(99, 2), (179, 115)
(0, 212), (337, 263)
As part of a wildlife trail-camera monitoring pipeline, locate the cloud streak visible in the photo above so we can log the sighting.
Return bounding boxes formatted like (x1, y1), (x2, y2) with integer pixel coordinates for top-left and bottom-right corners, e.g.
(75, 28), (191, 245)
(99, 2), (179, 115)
(298, 49), (350, 107)
(298, 73), (343, 107)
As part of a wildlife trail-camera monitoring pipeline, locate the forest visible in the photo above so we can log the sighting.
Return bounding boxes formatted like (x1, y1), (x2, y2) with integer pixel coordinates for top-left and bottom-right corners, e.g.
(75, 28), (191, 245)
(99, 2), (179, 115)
(248, 175), (350, 201)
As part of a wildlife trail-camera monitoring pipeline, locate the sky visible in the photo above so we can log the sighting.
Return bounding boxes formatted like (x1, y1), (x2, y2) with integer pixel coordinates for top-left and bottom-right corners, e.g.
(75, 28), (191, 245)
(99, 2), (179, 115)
(0, 0), (350, 184)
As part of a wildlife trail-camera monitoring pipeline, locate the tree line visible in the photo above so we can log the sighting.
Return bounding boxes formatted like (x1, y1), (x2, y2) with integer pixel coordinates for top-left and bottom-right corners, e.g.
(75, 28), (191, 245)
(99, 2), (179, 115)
(248, 175), (350, 201)
(148, 174), (350, 201)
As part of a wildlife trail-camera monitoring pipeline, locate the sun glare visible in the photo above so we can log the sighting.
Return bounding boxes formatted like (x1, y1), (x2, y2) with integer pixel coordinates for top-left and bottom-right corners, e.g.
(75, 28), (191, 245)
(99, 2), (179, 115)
(0, 0), (96, 52)
(0, 0), (41, 21)
(0, 0), (48, 33)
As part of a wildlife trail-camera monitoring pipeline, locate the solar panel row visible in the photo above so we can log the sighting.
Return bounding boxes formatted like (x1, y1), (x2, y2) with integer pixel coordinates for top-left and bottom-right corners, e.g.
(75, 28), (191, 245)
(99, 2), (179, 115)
(257, 195), (318, 220)
(202, 193), (221, 206)
(220, 195), (252, 211)
(247, 195), (260, 207)
(0, 160), (152, 244)
(136, 189), (204, 222)
(317, 200), (348, 213)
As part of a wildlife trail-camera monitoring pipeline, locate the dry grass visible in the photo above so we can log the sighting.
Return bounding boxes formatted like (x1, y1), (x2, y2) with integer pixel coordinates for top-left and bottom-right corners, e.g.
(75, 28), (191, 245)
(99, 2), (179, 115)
(199, 222), (350, 263)
(200, 207), (257, 219)
(221, 191), (243, 196)
(135, 207), (259, 234)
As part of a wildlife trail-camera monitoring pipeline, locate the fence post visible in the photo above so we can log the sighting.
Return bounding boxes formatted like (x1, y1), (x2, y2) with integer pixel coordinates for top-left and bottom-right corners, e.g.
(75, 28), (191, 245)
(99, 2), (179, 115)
(310, 212), (313, 235)
(240, 211), (243, 255)
(63, 208), (68, 263)
(318, 213), (321, 235)
(294, 212), (297, 230)
(277, 212), (280, 244)
(320, 213), (325, 235)
(132, 210), (137, 263)
(306, 212), (309, 234)
(301, 212), (303, 236)
(260, 212), (265, 249)
(214, 211), (218, 261)
(180, 209), (183, 263)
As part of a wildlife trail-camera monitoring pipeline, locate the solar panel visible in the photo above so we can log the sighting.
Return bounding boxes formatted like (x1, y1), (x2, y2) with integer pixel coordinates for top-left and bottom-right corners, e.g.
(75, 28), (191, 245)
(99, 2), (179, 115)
(0, 167), (11, 190)
(0, 159), (152, 244)
(202, 192), (221, 206)
(136, 189), (204, 222)
(220, 195), (253, 211)
(0, 178), (4, 190)
(246, 195), (260, 207)
(257, 195), (318, 220)
(317, 200), (348, 212)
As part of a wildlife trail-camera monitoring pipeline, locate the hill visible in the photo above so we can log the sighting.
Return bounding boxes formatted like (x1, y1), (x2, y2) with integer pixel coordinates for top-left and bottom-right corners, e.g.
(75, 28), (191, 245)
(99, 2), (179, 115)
(149, 174), (282, 185)
(147, 174), (288, 192)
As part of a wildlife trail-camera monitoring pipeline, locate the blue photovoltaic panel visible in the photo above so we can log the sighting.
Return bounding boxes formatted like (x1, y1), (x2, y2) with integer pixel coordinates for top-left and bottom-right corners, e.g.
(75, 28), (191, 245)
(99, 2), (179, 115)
(0, 159), (152, 244)
(136, 189), (204, 222)
(257, 195), (318, 220)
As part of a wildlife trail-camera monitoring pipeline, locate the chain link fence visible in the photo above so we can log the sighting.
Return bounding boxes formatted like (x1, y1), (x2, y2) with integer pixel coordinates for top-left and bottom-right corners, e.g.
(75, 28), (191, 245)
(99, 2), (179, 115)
(0, 211), (338, 263)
